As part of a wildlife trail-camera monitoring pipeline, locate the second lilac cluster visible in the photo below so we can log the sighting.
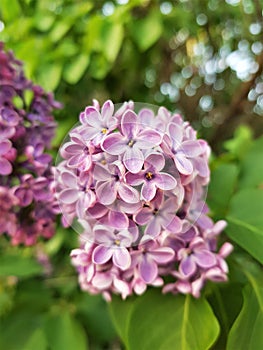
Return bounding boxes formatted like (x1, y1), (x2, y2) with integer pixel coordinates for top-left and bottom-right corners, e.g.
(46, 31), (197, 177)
(55, 100), (232, 300)
(0, 43), (60, 245)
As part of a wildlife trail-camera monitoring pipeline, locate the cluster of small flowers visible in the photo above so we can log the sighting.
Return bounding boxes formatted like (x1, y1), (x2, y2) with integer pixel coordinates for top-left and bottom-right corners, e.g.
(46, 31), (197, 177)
(0, 42), (60, 245)
(55, 99), (233, 301)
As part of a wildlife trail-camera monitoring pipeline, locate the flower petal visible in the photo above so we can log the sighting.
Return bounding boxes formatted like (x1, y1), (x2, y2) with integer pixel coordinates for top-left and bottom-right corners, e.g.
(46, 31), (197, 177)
(92, 245), (113, 265)
(174, 154), (193, 175)
(168, 122), (183, 145)
(61, 171), (78, 188)
(121, 110), (139, 138)
(59, 188), (79, 204)
(0, 140), (12, 155)
(118, 183), (140, 203)
(125, 172), (144, 186)
(144, 152), (165, 171)
(0, 157), (12, 175)
(145, 218), (162, 237)
(154, 173), (177, 191)
(113, 248), (131, 270)
(93, 163), (110, 181)
(180, 141), (203, 157)
(141, 182), (156, 201)
(150, 247), (174, 264)
(123, 146), (144, 173)
(108, 210), (129, 230)
(179, 256), (196, 277)
(136, 129), (162, 149)
(82, 106), (102, 127)
(102, 133), (127, 155)
(101, 100), (114, 120)
(134, 208), (152, 225)
(96, 181), (117, 205)
(194, 250), (217, 268)
(139, 256), (158, 283)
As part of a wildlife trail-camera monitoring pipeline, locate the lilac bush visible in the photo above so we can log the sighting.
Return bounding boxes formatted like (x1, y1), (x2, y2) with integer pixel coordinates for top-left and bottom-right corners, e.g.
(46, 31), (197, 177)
(55, 100), (233, 301)
(0, 43), (60, 245)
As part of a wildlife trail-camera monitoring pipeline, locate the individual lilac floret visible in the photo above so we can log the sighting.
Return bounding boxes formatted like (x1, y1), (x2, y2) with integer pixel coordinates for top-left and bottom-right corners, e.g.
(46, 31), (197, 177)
(102, 110), (162, 173)
(0, 43), (60, 245)
(54, 98), (233, 300)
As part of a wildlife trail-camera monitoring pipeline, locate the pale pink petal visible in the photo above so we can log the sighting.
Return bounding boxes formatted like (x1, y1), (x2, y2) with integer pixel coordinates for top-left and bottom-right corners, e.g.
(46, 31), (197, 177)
(96, 181), (117, 205)
(125, 172), (144, 186)
(138, 108), (155, 127)
(92, 245), (113, 265)
(108, 210), (129, 230)
(123, 147), (144, 173)
(61, 171), (78, 188)
(145, 218), (162, 237)
(165, 216), (182, 233)
(93, 163), (110, 181)
(59, 188), (79, 204)
(102, 133), (127, 155)
(136, 130), (162, 149)
(113, 248), (131, 270)
(118, 183), (140, 203)
(150, 247), (174, 263)
(179, 256), (196, 277)
(0, 140), (12, 155)
(82, 106), (102, 127)
(154, 173), (177, 190)
(121, 110), (139, 138)
(141, 182), (156, 201)
(101, 100), (114, 120)
(139, 256), (158, 283)
(168, 122), (183, 145)
(175, 154), (193, 175)
(134, 208), (152, 225)
(194, 250), (217, 268)
(180, 141), (203, 157)
(87, 203), (108, 218)
(144, 152), (165, 171)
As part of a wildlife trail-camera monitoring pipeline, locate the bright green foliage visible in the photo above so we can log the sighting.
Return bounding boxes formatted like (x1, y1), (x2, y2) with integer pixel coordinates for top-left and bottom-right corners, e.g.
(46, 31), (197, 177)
(110, 289), (220, 350)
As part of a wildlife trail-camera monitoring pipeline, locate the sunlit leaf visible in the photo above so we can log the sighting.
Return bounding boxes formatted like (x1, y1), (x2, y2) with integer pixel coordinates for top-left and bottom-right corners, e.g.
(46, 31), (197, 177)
(226, 285), (263, 350)
(226, 189), (263, 264)
(63, 53), (90, 84)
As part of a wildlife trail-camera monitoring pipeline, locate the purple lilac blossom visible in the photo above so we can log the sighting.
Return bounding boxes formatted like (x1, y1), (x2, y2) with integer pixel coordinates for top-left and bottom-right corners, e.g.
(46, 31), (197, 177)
(0, 43), (60, 245)
(55, 98), (233, 301)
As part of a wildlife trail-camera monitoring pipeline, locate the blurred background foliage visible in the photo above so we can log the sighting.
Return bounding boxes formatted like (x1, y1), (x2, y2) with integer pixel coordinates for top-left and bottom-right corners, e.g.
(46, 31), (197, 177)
(1, 1), (263, 349)
(1, 0), (263, 150)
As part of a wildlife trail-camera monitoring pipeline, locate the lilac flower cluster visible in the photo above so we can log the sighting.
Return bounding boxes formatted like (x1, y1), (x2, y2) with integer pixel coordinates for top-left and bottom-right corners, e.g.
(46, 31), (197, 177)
(55, 99), (233, 301)
(0, 42), (60, 245)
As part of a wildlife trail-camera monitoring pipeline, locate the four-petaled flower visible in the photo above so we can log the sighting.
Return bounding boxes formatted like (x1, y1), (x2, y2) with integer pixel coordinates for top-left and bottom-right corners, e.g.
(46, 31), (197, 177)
(102, 110), (162, 173)
(126, 152), (177, 201)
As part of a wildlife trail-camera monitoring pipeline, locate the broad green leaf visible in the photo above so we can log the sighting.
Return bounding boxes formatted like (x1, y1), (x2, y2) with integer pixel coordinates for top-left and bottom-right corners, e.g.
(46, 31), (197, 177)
(37, 63), (62, 91)
(224, 125), (253, 160)
(44, 310), (88, 350)
(22, 328), (48, 350)
(101, 22), (124, 62)
(108, 295), (136, 344)
(238, 136), (263, 189)
(89, 54), (111, 80)
(0, 255), (43, 278)
(226, 189), (263, 264)
(50, 21), (73, 43)
(34, 14), (55, 32)
(127, 289), (220, 350)
(0, 0), (21, 21)
(226, 285), (263, 350)
(63, 53), (90, 84)
(130, 10), (163, 51)
(208, 163), (239, 217)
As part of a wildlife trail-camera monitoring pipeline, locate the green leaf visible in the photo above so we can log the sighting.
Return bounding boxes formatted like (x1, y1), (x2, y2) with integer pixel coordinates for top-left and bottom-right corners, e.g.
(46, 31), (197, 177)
(224, 125), (253, 160)
(101, 22), (124, 62)
(89, 54), (111, 80)
(0, 255), (43, 278)
(226, 285), (263, 350)
(130, 10), (163, 51)
(238, 136), (263, 189)
(110, 289), (219, 350)
(0, 0), (21, 21)
(63, 53), (90, 84)
(37, 63), (62, 91)
(226, 189), (263, 264)
(44, 310), (88, 350)
(108, 295), (136, 344)
(208, 163), (239, 217)
(50, 21), (73, 43)
(22, 328), (48, 350)
(34, 14), (55, 32)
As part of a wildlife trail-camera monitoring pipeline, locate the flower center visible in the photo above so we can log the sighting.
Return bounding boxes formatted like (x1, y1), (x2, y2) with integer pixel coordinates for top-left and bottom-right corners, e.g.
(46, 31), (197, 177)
(127, 139), (135, 147)
(153, 208), (159, 215)
(115, 239), (121, 246)
(145, 172), (153, 181)
(101, 128), (108, 134)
